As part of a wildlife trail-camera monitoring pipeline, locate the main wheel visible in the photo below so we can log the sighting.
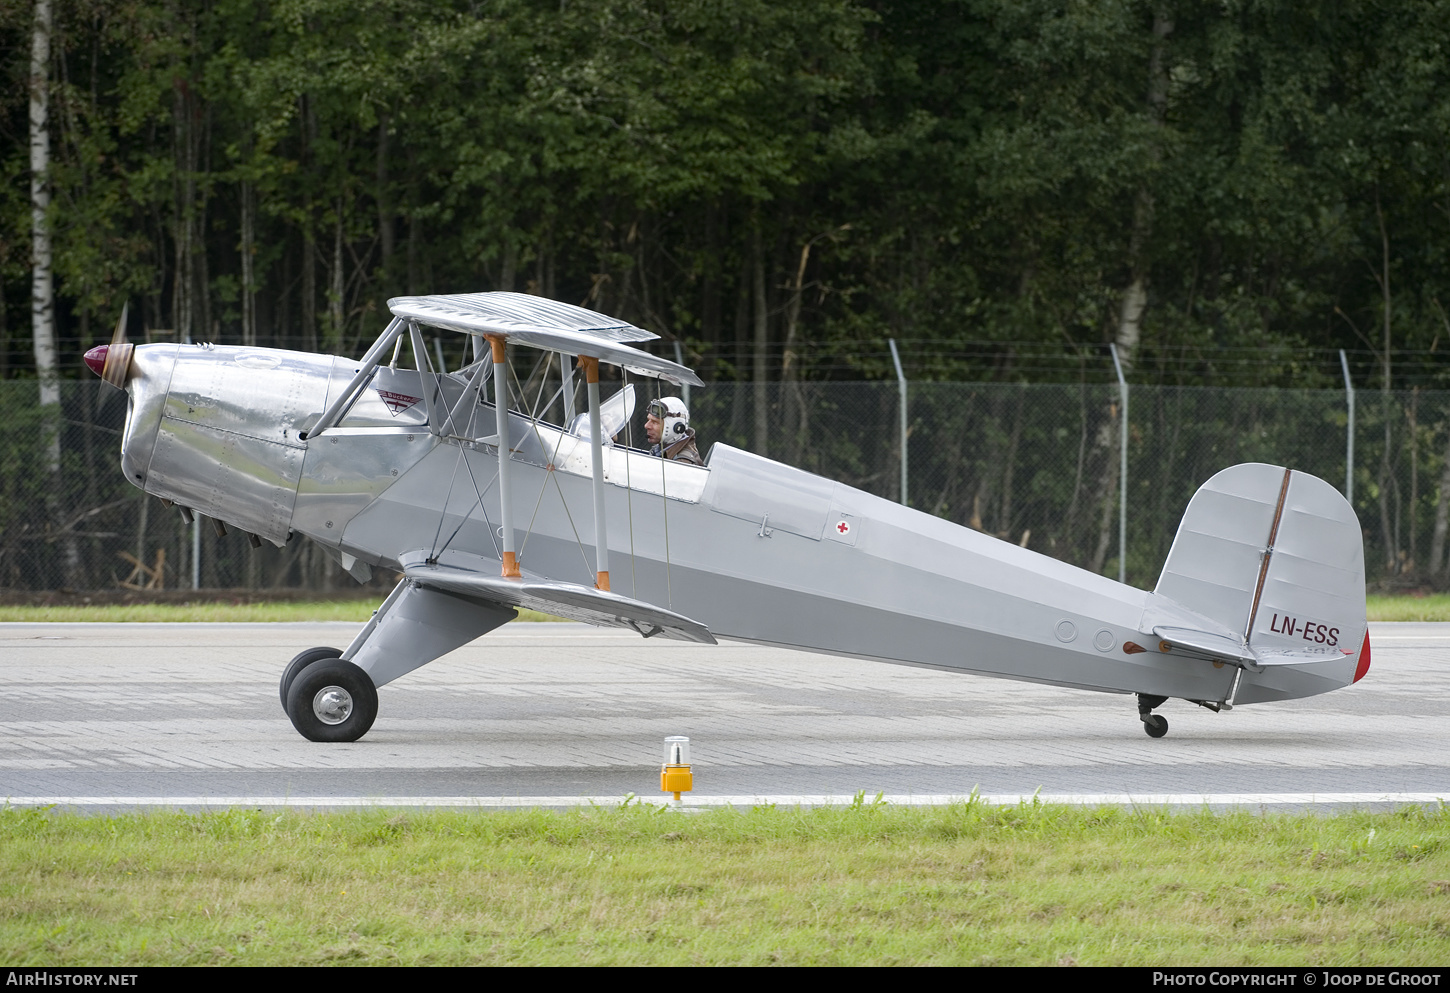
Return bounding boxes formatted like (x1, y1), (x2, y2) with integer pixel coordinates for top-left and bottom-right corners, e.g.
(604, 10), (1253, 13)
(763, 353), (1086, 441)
(1143, 714), (1169, 738)
(280, 647), (343, 712)
(285, 658), (378, 742)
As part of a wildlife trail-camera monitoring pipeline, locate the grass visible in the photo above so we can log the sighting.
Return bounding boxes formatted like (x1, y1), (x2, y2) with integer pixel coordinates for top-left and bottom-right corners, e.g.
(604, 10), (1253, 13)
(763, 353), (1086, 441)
(0, 594), (1445, 623)
(1365, 594), (1450, 622)
(2, 801), (1448, 966)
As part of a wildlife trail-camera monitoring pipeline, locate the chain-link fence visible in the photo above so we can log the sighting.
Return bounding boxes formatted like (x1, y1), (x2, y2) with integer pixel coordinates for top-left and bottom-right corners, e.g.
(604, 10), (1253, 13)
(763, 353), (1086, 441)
(0, 378), (1435, 592)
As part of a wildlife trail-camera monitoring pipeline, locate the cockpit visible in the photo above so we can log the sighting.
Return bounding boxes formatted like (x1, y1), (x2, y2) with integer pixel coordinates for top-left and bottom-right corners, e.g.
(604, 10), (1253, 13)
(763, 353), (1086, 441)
(310, 293), (710, 506)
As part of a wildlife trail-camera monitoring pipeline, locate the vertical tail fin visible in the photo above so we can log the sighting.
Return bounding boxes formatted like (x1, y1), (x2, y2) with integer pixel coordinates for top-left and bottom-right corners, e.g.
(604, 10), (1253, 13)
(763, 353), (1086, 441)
(1155, 464), (1366, 661)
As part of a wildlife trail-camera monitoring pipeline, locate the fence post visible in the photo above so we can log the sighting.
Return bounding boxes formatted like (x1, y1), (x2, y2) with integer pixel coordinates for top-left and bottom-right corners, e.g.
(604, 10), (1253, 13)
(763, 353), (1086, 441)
(1110, 344), (1128, 584)
(1340, 349), (1355, 505)
(888, 339), (907, 506)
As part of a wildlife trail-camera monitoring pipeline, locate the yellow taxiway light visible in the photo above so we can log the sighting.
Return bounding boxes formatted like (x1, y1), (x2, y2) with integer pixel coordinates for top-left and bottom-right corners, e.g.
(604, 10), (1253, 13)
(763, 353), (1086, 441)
(660, 735), (693, 804)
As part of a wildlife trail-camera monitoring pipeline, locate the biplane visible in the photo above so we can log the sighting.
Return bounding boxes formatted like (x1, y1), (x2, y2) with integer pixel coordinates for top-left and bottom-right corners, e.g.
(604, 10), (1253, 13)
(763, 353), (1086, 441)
(83, 293), (1371, 742)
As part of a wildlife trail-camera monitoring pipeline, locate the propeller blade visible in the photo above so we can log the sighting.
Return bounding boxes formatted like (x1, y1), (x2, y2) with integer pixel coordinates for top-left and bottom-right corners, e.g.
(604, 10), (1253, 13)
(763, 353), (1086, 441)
(110, 300), (129, 346)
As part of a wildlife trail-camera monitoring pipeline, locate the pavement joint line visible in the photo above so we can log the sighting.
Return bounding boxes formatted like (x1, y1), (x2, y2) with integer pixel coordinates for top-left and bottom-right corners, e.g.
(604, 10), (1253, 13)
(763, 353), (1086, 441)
(4, 793), (1448, 809)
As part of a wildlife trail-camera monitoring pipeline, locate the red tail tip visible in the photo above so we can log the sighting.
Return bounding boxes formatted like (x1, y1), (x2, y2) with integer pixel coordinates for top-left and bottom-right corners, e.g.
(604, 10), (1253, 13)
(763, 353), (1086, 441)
(1353, 630), (1371, 683)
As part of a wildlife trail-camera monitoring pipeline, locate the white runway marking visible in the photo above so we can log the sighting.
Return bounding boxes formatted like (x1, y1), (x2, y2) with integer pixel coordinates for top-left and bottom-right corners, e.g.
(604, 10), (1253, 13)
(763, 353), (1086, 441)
(1364, 635), (1450, 641)
(7, 793), (1446, 810)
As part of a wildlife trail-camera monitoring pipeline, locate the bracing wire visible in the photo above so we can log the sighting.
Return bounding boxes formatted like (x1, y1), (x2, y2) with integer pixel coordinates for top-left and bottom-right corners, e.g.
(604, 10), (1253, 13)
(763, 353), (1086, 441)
(429, 445), (468, 559)
(519, 397), (594, 581)
(510, 352), (598, 584)
(433, 368), (501, 561)
(437, 461), (502, 561)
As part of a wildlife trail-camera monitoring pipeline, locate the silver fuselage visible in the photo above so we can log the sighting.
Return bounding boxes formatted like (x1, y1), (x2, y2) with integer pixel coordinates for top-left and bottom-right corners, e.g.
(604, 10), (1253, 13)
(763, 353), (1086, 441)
(119, 342), (1359, 706)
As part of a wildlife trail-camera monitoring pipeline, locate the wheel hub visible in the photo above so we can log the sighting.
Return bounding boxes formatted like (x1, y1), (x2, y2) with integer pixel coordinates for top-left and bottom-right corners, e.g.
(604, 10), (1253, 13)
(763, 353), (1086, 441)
(312, 685), (354, 725)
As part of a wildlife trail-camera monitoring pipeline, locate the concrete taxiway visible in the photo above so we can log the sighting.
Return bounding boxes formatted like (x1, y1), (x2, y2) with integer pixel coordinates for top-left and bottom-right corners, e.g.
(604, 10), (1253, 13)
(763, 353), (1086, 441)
(1, 621), (1446, 810)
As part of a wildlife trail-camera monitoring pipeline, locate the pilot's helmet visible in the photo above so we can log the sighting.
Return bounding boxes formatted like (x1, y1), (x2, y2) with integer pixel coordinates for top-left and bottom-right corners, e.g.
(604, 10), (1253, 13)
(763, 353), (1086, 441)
(648, 396), (690, 443)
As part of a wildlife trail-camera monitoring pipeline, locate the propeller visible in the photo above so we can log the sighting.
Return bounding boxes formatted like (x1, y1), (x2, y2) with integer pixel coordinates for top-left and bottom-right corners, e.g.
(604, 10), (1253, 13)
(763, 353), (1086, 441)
(83, 301), (135, 388)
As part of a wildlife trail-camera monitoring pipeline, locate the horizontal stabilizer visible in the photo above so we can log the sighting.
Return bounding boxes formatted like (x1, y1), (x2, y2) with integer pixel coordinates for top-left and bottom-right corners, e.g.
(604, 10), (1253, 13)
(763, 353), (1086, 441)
(404, 561), (716, 645)
(1249, 647), (1359, 668)
(1149, 624), (1353, 671)
(1151, 625), (1257, 665)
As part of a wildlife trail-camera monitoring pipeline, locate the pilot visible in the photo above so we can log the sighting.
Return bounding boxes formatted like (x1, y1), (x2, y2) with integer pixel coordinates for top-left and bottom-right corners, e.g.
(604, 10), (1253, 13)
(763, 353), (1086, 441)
(645, 396), (704, 466)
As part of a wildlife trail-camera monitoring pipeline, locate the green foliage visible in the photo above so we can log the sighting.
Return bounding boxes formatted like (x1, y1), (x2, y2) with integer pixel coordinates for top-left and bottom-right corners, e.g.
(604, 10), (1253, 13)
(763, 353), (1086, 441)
(3, 0), (1449, 384)
(11, 0), (1450, 589)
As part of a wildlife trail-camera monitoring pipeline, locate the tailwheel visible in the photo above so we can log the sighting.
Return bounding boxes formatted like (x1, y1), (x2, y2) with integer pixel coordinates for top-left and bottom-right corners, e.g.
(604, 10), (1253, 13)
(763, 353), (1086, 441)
(280, 647), (343, 712)
(285, 657), (378, 742)
(1136, 692), (1169, 738)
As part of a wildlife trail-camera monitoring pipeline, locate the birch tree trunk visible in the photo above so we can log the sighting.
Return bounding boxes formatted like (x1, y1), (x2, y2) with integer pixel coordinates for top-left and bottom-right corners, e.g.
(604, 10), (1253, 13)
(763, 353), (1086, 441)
(1113, 7), (1173, 370)
(30, 0), (57, 425)
(1089, 411), (1122, 574)
(1089, 6), (1173, 576)
(31, 0), (79, 585)
(781, 240), (810, 463)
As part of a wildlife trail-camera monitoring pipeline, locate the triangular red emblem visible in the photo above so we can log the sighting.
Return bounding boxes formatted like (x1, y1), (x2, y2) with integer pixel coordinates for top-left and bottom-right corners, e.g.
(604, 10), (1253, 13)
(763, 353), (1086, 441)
(374, 388), (421, 416)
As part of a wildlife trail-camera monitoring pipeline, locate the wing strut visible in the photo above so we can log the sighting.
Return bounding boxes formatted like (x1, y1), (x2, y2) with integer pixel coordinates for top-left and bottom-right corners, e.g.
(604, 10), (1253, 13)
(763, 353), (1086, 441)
(408, 320), (441, 434)
(303, 316), (406, 439)
(562, 353), (577, 423)
(487, 334), (521, 578)
(580, 355), (610, 591)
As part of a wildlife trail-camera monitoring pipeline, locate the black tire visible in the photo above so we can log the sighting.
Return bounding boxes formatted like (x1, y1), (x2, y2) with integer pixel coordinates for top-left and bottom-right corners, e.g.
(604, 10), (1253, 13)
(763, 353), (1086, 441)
(1143, 714), (1169, 738)
(285, 658), (379, 742)
(280, 647), (343, 711)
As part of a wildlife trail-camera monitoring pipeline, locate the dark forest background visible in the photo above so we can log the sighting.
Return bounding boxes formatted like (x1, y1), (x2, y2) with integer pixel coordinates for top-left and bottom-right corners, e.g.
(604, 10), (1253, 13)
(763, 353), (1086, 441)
(4, 0), (1450, 591)
(4, 0), (1450, 389)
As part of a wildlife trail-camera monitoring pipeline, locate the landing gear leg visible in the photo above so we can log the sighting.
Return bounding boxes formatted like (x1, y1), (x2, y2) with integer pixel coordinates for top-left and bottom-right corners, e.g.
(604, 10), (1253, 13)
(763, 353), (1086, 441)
(1137, 693), (1169, 738)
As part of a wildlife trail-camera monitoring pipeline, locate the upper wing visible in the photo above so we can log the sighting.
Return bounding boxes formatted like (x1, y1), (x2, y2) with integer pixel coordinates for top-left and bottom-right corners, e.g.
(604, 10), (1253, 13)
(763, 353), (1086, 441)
(402, 553), (716, 645)
(389, 292), (701, 387)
